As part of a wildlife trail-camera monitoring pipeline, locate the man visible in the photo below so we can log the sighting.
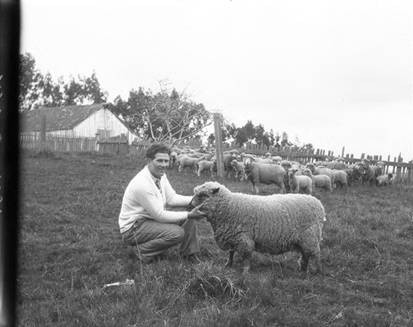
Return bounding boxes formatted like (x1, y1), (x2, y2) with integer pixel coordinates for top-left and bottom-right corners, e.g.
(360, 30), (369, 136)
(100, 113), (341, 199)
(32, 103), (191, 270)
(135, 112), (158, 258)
(119, 143), (206, 264)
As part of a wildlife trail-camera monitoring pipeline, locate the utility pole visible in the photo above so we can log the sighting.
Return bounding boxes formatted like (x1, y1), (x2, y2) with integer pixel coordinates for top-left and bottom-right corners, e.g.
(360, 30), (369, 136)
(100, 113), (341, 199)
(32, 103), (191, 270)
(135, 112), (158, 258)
(213, 112), (224, 178)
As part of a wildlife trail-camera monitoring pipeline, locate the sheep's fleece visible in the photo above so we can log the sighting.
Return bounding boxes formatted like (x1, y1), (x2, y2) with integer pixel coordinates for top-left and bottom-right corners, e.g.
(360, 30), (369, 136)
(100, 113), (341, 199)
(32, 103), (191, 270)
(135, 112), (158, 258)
(191, 181), (326, 273)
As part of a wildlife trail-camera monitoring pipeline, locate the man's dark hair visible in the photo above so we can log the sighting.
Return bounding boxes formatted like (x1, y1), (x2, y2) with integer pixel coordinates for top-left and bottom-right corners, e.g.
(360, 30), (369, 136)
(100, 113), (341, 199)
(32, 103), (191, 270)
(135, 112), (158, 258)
(146, 143), (171, 159)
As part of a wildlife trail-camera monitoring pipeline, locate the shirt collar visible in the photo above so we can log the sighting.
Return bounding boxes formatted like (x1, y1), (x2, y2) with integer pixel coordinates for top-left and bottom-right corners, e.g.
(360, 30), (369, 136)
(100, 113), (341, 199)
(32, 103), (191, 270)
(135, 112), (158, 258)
(146, 165), (162, 184)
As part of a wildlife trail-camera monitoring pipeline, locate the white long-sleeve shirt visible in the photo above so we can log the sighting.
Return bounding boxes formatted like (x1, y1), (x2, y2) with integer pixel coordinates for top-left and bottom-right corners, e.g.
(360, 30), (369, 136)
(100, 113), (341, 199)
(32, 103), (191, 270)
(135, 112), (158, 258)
(118, 165), (192, 233)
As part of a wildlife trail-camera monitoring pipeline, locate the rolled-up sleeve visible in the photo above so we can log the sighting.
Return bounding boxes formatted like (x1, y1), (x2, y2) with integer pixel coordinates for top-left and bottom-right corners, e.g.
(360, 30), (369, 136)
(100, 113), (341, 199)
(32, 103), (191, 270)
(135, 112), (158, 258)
(163, 176), (193, 207)
(135, 187), (188, 223)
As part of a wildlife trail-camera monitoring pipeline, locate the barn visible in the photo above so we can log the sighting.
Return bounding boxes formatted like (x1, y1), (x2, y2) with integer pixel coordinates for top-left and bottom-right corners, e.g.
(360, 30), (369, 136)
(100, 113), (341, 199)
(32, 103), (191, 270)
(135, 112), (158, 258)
(21, 103), (139, 144)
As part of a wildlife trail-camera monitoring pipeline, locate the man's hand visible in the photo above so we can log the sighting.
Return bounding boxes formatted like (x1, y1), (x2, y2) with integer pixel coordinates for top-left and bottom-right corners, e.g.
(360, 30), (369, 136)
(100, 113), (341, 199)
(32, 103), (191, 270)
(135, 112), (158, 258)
(188, 203), (207, 220)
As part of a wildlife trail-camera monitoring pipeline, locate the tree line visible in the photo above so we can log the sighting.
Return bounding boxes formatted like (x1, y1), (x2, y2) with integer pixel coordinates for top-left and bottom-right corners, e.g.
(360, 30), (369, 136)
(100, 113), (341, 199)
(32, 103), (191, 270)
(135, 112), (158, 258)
(19, 52), (312, 149)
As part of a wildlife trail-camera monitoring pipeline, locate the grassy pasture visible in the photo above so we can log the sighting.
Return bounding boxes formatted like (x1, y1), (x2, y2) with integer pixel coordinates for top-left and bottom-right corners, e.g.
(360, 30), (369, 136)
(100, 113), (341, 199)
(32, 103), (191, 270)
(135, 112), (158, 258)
(18, 151), (413, 327)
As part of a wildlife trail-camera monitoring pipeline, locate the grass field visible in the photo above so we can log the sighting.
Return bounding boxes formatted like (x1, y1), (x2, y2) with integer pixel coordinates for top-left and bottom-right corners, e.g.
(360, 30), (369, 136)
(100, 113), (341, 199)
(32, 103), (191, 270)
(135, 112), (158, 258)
(18, 151), (413, 327)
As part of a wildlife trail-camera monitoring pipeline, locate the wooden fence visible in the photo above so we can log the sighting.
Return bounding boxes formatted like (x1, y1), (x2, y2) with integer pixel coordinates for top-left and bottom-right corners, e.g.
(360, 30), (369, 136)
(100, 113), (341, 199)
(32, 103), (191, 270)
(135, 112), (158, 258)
(21, 133), (128, 155)
(21, 134), (98, 152)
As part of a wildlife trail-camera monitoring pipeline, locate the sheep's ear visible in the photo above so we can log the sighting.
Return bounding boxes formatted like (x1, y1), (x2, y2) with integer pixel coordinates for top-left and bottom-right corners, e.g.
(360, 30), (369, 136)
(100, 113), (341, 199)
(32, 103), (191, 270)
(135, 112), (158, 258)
(211, 187), (220, 194)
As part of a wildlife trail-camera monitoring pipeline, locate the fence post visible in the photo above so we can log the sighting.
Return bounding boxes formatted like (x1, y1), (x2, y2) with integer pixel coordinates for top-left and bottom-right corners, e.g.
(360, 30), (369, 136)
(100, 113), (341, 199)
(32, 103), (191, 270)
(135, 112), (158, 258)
(40, 114), (46, 152)
(407, 162), (412, 184)
(213, 112), (224, 178)
(396, 155), (402, 183)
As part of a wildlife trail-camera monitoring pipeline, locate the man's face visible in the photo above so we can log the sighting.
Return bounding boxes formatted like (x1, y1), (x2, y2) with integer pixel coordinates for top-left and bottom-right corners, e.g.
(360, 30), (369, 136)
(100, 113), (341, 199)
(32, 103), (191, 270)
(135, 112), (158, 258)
(147, 152), (170, 179)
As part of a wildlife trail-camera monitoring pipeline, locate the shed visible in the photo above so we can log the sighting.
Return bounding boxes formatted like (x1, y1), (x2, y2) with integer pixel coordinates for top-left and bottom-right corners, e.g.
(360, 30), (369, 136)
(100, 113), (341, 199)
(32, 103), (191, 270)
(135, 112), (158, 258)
(21, 103), (139, 144)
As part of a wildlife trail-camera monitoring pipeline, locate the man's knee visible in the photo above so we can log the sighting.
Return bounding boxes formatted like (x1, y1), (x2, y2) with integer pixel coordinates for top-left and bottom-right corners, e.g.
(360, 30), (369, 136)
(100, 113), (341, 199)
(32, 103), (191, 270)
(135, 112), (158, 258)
(167, 225), (185, 244)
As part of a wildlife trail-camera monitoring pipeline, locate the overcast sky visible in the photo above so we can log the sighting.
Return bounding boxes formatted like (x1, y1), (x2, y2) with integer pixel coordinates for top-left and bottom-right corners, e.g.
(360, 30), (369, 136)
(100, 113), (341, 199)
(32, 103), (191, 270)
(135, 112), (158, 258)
(21, 0), (413, 160)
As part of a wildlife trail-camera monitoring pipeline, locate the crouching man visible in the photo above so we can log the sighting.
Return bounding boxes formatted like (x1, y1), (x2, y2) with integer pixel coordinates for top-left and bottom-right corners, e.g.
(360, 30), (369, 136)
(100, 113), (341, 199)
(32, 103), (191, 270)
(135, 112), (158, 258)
(119, 143), (206, 264)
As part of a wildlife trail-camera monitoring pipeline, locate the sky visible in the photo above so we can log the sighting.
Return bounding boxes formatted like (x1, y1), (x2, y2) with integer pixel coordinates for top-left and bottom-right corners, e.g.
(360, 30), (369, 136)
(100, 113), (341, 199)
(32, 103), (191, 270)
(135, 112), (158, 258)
(21, 0), (413, 160)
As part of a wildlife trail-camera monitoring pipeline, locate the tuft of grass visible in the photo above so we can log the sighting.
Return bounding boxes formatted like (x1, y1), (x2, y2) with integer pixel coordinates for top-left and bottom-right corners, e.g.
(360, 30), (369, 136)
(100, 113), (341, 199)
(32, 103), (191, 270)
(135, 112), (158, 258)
(186, 262), (246, 301)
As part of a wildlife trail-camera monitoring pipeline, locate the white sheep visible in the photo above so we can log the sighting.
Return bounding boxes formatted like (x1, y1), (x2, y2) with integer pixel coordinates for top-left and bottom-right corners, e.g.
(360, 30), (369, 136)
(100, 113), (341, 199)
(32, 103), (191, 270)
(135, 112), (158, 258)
(197, 159), (215, 177)
(376, 173), (393, 186)
(288, 168), (312, 194)
(331, 169), (348, 189)
(230, 159), (247, 181)
(302, 168), (332, 192)
(191, 181), (326, 274)
(244, 162), (286, 194)
(306, 164), (335, 185)
(178, 155), (202, 173)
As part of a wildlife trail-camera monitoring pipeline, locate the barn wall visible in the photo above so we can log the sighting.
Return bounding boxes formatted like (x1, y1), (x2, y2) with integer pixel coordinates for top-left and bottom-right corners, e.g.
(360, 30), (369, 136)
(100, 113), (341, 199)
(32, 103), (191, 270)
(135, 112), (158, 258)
(73, 109), (138, 143)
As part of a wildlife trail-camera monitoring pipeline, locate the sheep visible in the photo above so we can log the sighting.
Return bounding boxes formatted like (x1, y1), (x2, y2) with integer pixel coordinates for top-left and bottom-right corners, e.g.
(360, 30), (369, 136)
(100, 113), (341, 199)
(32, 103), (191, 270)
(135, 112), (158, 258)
(244, 162), (286, 194)
(177, 155), (201, 173)
(376, 173), (393, 186)
(230, 159), (247, 181)
(288, 168), (312, 194)
(306, 164), (335, 184)
(197, 159), (215, 177)
(223, 152), (238, 179)
(169, 150), (178, 168)
(331, 169), (348, 189)
(302, 168), (332, 192)
(272, 156), (282, 164)
(190, 181), (326, 274)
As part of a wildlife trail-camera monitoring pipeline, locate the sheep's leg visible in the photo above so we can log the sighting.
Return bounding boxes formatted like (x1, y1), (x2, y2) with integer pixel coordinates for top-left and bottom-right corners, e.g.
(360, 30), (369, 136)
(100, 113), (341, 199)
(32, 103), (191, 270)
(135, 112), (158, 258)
(225, 250), (235, 267)
(254, 185), (259, 194)
(298, 225), (322, 274)
(299, 251), (310, 272)
(235, 235), (254, 274)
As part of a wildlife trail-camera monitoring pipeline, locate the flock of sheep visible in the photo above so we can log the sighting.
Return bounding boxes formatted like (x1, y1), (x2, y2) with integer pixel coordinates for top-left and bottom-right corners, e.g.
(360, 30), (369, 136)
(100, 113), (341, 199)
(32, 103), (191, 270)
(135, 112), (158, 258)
(170, 146), (393, 195)
(169, 145), (394, 274)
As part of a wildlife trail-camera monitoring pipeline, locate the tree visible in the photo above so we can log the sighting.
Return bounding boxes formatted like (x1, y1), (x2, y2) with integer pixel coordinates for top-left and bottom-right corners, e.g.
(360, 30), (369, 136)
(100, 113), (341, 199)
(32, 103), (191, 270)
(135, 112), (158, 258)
(243, 120), (255, 141)
(222, 122), (237, 142)
(234, 127), (248, 147)
(83, 72), (108, 104)
(254, 124), (266, 146)
(281, 131), (290, 147)
(36, 73), (64, 107)
(19, 53), (108, 110)
(109, 83), (211, 144)
(19, 53), (42, 112)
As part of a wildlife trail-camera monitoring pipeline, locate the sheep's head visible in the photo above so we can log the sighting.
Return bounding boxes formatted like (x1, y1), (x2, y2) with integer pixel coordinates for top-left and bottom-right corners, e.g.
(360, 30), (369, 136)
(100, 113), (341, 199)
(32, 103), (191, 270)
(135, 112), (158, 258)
(305, 163), (315, 174)
(302, 168), (312, 177)
(189, 182), (225, 211)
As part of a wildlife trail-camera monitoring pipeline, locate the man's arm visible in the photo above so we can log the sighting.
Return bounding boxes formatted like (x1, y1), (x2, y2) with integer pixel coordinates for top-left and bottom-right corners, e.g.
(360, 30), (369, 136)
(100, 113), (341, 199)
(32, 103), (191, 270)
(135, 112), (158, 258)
(135, 188), (188, 223)
(163, 176), (192, 207)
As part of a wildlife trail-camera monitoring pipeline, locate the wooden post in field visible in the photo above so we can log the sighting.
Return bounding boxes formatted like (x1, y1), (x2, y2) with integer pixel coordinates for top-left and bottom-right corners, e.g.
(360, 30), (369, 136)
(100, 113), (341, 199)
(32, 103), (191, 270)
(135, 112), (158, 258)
(213, 112), (224, 178)
(40, 114), (46, 152)
(341, 146), (345, 158)
(396, 154), (402, 183)
(407, 162), (412, 184)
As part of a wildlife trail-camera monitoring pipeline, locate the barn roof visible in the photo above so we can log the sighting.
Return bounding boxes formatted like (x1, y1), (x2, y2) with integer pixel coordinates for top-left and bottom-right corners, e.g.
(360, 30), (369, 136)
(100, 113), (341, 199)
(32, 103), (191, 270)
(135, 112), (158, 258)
(22, 103), (108, 132)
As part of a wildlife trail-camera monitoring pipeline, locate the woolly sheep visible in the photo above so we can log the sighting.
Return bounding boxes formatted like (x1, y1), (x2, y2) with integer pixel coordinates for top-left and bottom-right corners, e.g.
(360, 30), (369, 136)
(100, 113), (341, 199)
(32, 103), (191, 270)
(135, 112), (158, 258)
(245, 162), (286, 194)
(191, 181), (326, 274)
(376, 173), (393, 186)
(331, 169), (348, 189)
(197, 159), (215, 177)
(178, 155), (201, 173)
(230, 159), (247, 181)
(302, 169), (332, 192)
(288, 169), (312, 194)
(223, 153), (238, 179)
(306, 164), (335, 184)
